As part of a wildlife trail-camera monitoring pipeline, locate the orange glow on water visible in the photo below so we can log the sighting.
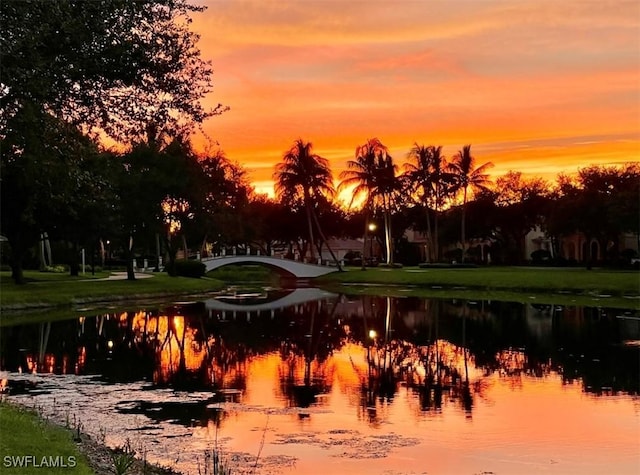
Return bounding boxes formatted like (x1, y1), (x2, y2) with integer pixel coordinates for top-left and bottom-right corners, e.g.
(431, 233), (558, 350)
(4, 305), (638, 475)
(131, 312), (210, 383)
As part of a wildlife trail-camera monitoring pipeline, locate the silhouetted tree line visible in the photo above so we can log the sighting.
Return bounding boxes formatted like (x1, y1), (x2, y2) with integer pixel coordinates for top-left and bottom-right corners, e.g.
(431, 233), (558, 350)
(2, 2), (638, 283)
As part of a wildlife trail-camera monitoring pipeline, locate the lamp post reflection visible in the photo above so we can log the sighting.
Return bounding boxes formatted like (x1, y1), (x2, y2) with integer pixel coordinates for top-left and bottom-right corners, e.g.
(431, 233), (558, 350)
(361, 297), (401, 426)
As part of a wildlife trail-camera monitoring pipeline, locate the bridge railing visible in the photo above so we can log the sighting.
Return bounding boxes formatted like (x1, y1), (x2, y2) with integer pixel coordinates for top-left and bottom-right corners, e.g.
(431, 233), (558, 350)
(201, 247), (343, 267)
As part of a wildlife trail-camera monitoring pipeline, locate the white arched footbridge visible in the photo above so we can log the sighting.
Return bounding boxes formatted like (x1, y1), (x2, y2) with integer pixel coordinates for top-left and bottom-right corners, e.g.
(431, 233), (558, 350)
(201, 256), (339, 278)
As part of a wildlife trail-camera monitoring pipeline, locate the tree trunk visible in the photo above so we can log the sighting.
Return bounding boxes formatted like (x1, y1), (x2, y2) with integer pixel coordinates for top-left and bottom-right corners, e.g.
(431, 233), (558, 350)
(361, 205), (370, 270)
(304, 201), (316, 261)
(200, 233), (208, 258)
(165, 232), (179, 276)
(126, 233), (136, 280)
(69, 241), (80, 276)
(424, 201), (432, 263)
(311, 207), (342, 271)
(155, 233), (161, 271)
(90, 240), (96, 275)
(461, 186), (468, 263)
(182, 234), (188, 259)
(434, 188), (440, 261)
(39, 233), (47, 271)
(10, 238), (26, 285)
(384, 194), (393, 265)
(44, 232), (53, 268)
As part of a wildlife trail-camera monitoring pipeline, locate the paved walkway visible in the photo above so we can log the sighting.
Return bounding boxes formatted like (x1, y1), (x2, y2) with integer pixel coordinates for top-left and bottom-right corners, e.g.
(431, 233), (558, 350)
(94, 271), (154, 281)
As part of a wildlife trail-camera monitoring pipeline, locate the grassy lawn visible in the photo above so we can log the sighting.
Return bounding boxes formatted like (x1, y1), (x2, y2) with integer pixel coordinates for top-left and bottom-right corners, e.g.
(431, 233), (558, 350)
(0, 271), (225, 310)
(5, 271), (111, 282)
(0, 402), (93, 475)
(317, 266), (640, 300)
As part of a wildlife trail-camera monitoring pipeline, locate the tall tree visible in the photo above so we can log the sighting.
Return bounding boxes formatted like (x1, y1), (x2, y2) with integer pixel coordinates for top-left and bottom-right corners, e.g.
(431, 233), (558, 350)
(273, 139), (340, 267)
(375, 149), (402, 265)
(547, 163), (640, 265)
(494, 171), (551, 263)
(1, 0), (224, 283)
(191, 151), (253, 254)
(0, 106), (115, 283)
(1, 0), (224, 140)
(403, 144), (452, 262)
(339, 138), (399, 266)
(449, 145), (493, 263)
(339, 138), (384, 269)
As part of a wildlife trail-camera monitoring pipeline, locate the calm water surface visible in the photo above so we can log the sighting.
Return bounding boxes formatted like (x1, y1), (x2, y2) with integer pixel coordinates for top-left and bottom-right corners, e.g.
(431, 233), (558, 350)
(1, 288), (639, 474)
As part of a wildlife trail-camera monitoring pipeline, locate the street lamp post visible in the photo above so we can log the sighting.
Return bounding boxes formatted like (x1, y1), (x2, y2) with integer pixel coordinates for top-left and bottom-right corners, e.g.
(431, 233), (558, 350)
(367, 223), (377, 264)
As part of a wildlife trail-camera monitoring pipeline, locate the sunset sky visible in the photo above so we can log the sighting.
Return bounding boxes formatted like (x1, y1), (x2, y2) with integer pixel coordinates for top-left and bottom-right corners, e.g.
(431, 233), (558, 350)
(191, 0), (640, 197)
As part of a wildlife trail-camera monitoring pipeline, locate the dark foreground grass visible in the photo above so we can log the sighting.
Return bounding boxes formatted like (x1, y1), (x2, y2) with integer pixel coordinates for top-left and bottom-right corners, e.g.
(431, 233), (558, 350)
(0, 271), (225, 310)
(317, 266), (640, 298)
(0, 402), (93, 475)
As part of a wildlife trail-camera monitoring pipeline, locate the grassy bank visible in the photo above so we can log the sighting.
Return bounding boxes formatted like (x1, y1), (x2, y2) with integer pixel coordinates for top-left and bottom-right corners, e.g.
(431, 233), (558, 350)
(0, 402), (93, 475)
(327, 284), (639, 309)
(317, 266), (640, 305)
(0, 271), (225, 310)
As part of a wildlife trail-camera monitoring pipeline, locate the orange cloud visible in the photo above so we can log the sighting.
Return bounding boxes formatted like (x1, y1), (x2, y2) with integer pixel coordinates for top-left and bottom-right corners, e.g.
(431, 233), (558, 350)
(190, 0), (640, 197)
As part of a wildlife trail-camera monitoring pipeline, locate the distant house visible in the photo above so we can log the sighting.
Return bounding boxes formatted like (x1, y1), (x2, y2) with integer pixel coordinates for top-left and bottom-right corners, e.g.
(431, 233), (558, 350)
(404, 227), (495, 263)
(523, 228), (639, 263)
(524, 227), (553, 260)
(318, 238), (378, 263)
(404, 228), (430, 261)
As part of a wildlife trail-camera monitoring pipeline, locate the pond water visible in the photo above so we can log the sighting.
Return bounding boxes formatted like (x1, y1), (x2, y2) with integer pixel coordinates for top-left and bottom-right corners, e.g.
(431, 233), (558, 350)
(1, 288), (639, 474)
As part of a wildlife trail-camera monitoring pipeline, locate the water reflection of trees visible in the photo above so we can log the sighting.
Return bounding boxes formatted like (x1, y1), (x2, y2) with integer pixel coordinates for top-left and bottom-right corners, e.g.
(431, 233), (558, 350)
(277, 299), (341, 408)
(353, 297), (476, 421)
(2, 296), (638, 400)
(341, 296), (639, 422)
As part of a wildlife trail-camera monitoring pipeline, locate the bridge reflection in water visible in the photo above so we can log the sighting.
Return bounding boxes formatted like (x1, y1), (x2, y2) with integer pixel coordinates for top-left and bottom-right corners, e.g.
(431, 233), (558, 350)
(3, 293), (638, 404)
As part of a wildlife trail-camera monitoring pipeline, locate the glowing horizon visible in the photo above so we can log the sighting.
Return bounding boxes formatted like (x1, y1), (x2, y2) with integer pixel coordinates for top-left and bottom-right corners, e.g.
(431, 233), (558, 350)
(190, 0), (639, 199)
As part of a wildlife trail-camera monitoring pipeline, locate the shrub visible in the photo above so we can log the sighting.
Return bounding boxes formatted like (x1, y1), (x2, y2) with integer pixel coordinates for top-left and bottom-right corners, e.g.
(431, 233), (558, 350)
(531, 249), (552, 263)
(42, 265), (68, 273)
(443, 248), (463, 263)
(170, 259), (206, 278)
(378, 263), (403, 269)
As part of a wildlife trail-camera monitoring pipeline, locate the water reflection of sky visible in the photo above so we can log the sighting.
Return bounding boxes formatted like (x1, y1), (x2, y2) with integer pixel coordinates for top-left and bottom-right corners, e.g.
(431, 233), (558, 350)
(1, 293), (639, 474)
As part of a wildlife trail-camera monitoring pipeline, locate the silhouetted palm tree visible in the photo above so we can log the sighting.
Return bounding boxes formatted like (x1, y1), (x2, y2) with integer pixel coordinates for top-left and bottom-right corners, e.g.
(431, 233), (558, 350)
(404, 144), (452, 262)
(374, 150), (401, 265)
(449, 145), (493, 262)
(339, 138), (384, 269)
(273, 139), (340, 266)
(340, 138), (399, 265)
